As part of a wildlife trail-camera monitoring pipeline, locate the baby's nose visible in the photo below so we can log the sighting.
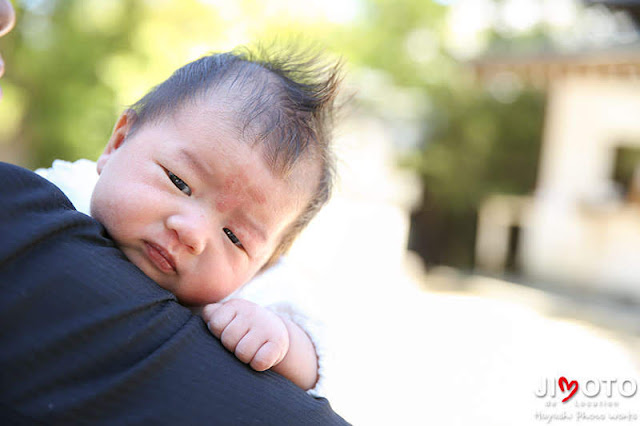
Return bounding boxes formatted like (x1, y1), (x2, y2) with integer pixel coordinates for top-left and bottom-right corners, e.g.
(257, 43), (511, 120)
(167, 213), (208, 255)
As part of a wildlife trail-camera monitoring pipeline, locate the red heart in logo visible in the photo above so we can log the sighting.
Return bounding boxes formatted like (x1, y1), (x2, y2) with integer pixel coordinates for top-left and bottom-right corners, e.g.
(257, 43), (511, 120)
(558, 377), (578, 403)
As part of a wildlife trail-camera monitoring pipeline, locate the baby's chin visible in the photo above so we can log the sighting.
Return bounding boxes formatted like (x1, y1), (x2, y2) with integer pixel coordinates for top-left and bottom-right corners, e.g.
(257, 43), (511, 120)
(116, 243), (235, 307)
(174, 291), (226, 308)
(118, 245), (179, 292)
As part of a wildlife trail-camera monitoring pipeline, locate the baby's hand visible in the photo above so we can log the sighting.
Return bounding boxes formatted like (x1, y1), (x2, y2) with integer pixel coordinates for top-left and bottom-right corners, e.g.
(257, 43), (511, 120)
(202, 299), (289, 371)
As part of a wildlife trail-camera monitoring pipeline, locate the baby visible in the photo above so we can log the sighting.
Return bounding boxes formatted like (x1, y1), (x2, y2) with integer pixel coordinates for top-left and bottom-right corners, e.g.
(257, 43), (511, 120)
(37, 47), (341, 394)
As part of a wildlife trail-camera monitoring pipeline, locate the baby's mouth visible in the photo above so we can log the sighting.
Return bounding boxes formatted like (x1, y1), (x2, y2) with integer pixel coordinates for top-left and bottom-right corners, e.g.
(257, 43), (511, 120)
(144, 241), (177, 274)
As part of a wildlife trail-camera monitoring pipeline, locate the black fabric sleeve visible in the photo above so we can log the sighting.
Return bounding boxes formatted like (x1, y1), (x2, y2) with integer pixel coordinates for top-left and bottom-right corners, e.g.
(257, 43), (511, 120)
(0, 162), (349, 426)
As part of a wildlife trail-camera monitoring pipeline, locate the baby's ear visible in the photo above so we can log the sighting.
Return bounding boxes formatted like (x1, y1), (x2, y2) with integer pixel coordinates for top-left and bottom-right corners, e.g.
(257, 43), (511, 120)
(97, 109), (138, 174)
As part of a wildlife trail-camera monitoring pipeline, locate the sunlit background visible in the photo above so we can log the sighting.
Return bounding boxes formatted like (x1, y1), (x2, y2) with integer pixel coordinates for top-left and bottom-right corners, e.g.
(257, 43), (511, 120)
(3, 0), (640, 424)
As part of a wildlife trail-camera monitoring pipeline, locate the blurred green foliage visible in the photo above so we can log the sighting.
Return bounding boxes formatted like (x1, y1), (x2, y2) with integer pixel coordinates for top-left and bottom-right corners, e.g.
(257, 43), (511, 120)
(1, 0), (546, 268)
(1, 0), (145, 166)
(326, 0), (546, 268)
(408, 88), (544, 267)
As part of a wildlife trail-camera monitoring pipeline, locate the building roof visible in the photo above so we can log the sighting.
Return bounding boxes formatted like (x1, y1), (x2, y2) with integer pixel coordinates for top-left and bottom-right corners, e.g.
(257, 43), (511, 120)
(470, 43), (640, 85)
(585, 0), (640, 24)
(468, 1), (640, 85)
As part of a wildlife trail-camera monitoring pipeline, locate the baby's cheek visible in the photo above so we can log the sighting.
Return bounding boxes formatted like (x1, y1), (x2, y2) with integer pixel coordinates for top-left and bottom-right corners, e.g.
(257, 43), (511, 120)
(93, 195), (139, 243)
(206, 265), (244, 302)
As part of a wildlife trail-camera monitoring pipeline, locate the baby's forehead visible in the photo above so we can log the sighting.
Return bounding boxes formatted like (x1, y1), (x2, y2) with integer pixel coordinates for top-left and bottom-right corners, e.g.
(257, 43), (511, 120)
(166, 122), (317, 206)
(218, 144), (321, 209)
(204, 78), (316, 179)
(172, 95), (321, 179)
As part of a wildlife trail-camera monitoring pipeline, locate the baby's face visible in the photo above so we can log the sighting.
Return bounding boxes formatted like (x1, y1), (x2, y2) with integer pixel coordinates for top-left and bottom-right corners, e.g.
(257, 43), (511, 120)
(91, 101), (318, 306)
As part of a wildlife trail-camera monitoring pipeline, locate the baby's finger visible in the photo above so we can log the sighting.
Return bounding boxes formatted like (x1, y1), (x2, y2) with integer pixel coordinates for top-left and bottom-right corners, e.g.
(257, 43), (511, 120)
(219, 315), (251, 352)
(234, 331), (262, 365)
(201, 303), (222, 322)
(205, 303), (235, 338)
(250, 341), (283, 372)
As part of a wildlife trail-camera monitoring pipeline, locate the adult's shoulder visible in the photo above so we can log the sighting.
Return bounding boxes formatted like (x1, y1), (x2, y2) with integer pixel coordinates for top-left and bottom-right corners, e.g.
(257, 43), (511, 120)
(0, 161), (95, 265)
(0, 162), (348, 425)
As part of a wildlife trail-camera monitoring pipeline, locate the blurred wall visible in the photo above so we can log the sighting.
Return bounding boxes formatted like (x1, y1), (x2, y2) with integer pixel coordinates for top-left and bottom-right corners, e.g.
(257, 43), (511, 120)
(524, 75), (640, 295)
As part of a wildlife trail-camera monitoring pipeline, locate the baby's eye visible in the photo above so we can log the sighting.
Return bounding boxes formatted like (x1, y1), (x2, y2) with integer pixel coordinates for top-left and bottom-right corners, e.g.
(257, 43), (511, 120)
(223, 228), (244, 249)
(167, 170), (191, 196)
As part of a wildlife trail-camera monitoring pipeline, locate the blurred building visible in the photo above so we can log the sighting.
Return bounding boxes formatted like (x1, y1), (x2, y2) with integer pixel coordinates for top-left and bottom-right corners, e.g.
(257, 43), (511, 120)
(473, 1), (640, 298)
